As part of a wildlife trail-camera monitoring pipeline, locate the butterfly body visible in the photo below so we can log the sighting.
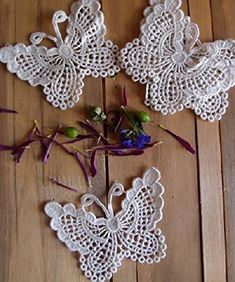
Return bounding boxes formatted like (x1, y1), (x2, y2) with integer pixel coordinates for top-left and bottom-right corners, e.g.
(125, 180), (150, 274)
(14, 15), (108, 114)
(45, 167), (166, 282)
(0, 1), (120, 110)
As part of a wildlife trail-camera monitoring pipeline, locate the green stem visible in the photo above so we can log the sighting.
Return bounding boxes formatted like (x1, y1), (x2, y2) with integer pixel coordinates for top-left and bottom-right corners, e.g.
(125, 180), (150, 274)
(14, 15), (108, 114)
(121, 106), (142, 131)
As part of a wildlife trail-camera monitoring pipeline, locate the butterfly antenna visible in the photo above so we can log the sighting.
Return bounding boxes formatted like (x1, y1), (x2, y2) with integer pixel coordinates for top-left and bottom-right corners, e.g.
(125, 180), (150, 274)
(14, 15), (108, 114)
(107, 184), (124, 217)
(52, 11), (68, 46)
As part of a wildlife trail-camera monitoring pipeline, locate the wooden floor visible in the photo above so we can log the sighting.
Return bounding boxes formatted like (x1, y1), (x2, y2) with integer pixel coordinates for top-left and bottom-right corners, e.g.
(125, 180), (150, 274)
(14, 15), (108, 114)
(0, 0), (235, 281)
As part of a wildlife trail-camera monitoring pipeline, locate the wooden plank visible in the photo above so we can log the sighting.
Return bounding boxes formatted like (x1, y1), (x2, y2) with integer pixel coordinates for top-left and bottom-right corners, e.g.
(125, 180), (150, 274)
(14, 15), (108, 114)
(188, 0), (227, 281)
(0, 0), (232, 281)
(5, 1), (45, 281)
(102, 0), (202, 281)
(0, 1), (106, 281)
(0, 2), (16, 281)
(39, 1), (106, 282)
(210, 0), (235, 281)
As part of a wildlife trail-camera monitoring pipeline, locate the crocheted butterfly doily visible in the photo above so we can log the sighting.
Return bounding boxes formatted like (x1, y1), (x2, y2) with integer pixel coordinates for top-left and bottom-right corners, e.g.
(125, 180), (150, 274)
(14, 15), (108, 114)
(119, 0), (235, 122)
(0, 0), (120, 110)
(45, 167), (166, 282)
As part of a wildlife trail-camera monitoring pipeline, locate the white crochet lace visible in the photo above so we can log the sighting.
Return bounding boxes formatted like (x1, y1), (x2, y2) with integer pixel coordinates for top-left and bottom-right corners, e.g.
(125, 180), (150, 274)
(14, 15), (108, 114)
(119, 0), (235, 122)
(0, 0), (120, 110)
(45, 167), (166, 282)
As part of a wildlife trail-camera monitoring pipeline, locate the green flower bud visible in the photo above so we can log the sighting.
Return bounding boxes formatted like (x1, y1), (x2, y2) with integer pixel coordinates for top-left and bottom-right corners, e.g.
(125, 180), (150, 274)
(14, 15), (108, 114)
(62, 127), (80, 138)
(89, 106), (106, 123)
(136, 111), (151, 123)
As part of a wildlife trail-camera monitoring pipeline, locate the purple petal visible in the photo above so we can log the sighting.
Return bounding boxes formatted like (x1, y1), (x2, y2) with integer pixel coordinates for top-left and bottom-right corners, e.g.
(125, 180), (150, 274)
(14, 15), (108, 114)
(39, 135), (72, 155)
(42, 126), (61, 163)
(78, 121), (109, 145)
(92, 145), (144, 156)
(61, 135), (94, 145)
(0, 124), (37, 162)
(0, 144), (16, 151)
(74, 152), (92, 187)
(122, 87), (128, 107)
(90, 150), (97, 177)
(158, 124), (196, 154)
(50, 178), (78, 192)
(12, 139), (36, 163)
(107, 150), (144, 156)
(92, 144), (121, 150)
(0, 108), (17, 114)
(40, 135), (92, 186)
(12, 126), (38, 163)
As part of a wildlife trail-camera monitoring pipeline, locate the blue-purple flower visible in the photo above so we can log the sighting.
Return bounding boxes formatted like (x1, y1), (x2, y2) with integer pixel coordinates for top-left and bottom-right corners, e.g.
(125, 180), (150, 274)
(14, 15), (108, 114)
(120, 129), (151, 149)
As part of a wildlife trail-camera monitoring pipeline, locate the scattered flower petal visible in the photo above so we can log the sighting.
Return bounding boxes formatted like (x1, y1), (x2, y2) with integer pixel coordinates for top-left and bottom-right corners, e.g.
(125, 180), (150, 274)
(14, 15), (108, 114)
(49, 178), (78, 192)
(78, 121), (109, 145)
(122, 86), (128, 107)
(12, 140), (36, 163)
(0, 108), (17, 114)
(61, 135), (94, 145)
(0, 144), (16, 151)
(90, 149), (98, 177)
(158, 124), (196, 154)
(42, 125), (61, 163)
(74, 152), (92, 188)
(12, 126), (38, 163)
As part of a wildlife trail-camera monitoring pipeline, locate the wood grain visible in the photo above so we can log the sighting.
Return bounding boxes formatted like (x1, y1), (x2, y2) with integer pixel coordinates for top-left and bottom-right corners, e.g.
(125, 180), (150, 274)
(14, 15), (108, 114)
(188, 1), (227, 281)
(210, 0), (235, 281)
(0, 0), (234, 281)
(103, 1), (202, 282)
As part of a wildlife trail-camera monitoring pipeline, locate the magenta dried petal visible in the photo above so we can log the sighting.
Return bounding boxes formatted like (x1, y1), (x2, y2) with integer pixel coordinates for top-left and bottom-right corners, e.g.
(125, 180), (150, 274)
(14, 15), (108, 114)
(0, 108), (17, 114)
(13, 140), (36, 163)
(78, 121), (109, 145)
(39, 136), (72, 155)
(93, 144), (121, 150)
(61, 135), (94, 145)
(74, 152), (92, 187)
(108, 150), (144, 156)
(0, 144), (15, 151)
(12, 125), (38, 163)
(122, 87), (128, 107)
(0, 125), (36, 163)
(90, 149), (97, 177)
(39, 135), (92, 186)
(50, 178), (78, 192)
(42, 126), (61, 163)
(92, 145), (145, 157)
(158, 124), (196, 154)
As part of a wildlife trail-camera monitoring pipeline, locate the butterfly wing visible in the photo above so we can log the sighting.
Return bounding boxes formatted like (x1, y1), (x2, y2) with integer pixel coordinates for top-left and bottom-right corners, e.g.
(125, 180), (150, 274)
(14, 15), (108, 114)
(45, 201), (123, 282)
(119, 0), (185, 84)
(116, 167), (167, 264)
(66, 0), (120, 78)
(80, 233), (123, 282)
(181, 40), (235, 121)
(0, 0), (120, 110)
(42, 63), (85, 110)
(0, 43), (83, 110)
(0, 44), (64, 87)
(45, 202), (109, 253)
(120, 0), (235, 120)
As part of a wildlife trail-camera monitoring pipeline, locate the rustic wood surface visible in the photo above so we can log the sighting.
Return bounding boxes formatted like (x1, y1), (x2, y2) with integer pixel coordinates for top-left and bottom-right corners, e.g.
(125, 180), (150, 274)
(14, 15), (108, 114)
(0, 0), (234, 281)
